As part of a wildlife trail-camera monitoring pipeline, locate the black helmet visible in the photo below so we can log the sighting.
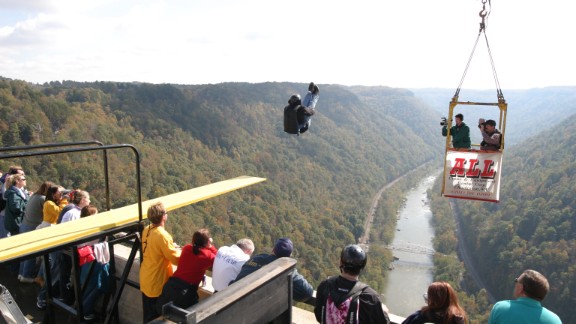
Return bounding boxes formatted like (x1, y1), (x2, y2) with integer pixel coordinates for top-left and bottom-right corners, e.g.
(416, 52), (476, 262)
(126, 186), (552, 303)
(288, 94), (301, 105)
(340, 244), (367, 273)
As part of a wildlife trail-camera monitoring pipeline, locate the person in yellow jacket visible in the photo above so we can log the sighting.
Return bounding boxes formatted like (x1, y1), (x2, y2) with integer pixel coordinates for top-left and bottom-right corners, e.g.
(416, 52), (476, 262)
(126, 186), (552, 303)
(140, 202), (181, 322)
(41, 185), (68, 225)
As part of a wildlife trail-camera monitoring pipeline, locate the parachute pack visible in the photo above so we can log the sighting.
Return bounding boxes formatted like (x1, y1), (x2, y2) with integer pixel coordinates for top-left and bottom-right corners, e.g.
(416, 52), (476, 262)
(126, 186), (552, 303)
(321, 277), (368, 324)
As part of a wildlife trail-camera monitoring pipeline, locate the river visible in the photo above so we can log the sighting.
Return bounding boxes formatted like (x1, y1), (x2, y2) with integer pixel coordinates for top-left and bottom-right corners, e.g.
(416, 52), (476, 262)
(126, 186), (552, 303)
(382, 174), (437, 317)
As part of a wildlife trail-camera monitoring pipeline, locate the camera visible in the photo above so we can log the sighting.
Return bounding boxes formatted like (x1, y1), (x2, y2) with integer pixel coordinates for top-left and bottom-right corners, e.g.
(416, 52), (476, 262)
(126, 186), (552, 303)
(478, 118), (486, 129)
(440, 117), (449, 126)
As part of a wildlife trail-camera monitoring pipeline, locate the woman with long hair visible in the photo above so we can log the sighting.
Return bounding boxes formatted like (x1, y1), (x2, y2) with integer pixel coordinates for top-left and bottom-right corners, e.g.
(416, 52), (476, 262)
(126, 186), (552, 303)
(22, 181), (53, 229)
(402, 281), (467, 324)
(157, 228), (217, 312)
(40, 185), (68, 227)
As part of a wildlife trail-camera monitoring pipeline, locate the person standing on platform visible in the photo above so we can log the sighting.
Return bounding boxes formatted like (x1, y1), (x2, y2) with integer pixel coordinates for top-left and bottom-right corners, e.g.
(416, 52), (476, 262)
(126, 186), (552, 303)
(18, 181), (53, 283)
(315, 244), (391, 324)
(441, 113), (471, 149)
(139, 202), (181, 323)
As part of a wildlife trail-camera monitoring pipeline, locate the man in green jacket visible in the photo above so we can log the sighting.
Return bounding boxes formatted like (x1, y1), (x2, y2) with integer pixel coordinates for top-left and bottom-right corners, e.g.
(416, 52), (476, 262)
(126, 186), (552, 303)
(442, 113), (471, 149)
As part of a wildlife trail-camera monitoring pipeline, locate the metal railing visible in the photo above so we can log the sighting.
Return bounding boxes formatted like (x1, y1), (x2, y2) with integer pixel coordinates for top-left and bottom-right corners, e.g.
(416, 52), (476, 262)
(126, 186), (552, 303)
(0, 142), (144, 324)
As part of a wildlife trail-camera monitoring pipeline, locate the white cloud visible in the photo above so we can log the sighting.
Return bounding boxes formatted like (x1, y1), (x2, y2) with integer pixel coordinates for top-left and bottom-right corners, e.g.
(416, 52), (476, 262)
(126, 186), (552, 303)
(0, 0), (574, 89)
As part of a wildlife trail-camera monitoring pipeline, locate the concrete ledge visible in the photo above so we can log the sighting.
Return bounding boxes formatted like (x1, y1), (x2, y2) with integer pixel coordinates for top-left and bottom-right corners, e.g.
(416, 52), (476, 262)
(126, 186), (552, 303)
(113, 243), (405, 324)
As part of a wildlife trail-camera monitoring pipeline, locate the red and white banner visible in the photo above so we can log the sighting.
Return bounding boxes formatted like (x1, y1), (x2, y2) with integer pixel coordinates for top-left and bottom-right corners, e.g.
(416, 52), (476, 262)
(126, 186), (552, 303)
(443, 150), (503, 202)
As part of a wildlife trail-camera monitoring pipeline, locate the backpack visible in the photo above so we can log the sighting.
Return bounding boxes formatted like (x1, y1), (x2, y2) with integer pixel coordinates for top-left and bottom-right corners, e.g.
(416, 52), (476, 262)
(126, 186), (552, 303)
(284, 105), (300, 134)
(322, 278), (368, 324)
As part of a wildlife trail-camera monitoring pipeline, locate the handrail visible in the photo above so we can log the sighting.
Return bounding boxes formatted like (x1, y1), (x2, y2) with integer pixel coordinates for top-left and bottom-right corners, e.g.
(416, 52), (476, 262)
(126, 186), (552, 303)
(0, 143), (142, 220)
(0, 141), (112, 210)
(0, 142), (142, 324)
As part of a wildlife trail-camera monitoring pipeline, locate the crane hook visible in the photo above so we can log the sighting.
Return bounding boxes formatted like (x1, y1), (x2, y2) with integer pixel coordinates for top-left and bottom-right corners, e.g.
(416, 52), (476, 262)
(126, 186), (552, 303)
(478, 0), (488, 32)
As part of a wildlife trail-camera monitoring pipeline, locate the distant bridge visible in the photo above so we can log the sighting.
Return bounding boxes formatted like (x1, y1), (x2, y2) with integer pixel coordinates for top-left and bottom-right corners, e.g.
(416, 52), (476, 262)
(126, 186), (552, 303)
(385, 241), (436, 255)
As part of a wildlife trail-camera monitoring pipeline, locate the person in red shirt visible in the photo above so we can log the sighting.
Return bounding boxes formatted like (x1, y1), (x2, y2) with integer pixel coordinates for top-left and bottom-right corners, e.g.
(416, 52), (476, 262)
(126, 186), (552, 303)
(157, 228), (217, 313)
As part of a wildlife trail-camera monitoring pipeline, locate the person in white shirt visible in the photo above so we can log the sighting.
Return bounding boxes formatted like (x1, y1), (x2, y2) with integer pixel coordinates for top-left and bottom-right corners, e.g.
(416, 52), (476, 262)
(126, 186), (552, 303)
(211, 238), (254, 292)
(60, 190), (90, 223)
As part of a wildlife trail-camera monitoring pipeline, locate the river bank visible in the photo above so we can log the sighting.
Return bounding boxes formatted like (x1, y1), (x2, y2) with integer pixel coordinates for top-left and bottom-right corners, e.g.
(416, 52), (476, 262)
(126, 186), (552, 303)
(382, 175), (438, 317)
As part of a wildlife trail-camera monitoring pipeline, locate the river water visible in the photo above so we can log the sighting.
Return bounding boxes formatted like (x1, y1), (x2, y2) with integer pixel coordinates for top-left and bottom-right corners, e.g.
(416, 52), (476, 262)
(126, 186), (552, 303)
(382, 175), (437, 317)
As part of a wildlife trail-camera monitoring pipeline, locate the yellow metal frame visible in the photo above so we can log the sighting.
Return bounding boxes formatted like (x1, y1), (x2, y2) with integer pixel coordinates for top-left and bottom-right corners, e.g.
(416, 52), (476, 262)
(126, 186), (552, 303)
(441, 96), (507, 196)
(0, 175), (266, 262)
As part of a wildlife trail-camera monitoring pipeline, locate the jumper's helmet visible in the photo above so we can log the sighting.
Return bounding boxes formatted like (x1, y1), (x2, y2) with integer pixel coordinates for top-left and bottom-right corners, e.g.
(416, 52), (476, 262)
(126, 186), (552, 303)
(340, 244), (367, 273)
(288, 94), (301, 105)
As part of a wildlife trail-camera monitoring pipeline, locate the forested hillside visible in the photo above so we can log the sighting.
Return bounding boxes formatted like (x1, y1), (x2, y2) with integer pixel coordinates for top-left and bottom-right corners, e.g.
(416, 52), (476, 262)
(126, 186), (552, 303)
(452, 115), (576, 322)
(0, 77), (442, 292)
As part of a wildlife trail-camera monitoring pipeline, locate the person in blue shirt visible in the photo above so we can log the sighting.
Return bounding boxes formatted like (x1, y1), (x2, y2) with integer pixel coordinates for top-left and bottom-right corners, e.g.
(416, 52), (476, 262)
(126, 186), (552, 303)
(231, 237), (313, 302)
(488, 269), (562, 324)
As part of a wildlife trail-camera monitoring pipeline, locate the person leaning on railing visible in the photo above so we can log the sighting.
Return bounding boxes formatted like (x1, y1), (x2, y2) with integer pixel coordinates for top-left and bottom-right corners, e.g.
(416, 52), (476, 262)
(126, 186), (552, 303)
(231, 238), (313, 302)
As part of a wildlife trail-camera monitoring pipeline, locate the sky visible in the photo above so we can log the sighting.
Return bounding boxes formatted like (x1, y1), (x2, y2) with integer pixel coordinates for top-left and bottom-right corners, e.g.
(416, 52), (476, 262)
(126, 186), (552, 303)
(0, 0), (574, 90)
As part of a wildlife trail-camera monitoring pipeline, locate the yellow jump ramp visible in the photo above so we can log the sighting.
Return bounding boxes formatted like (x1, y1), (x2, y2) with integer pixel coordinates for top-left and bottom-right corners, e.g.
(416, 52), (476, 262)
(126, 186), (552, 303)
(0, 176), (265, 262)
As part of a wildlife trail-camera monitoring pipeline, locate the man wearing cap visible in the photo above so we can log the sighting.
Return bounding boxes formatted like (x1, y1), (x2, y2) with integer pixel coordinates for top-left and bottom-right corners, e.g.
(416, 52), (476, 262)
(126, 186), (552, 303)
(479, 118), (502, 151)
(231, 237), (313, 302)
(488, 269), (561, 324)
